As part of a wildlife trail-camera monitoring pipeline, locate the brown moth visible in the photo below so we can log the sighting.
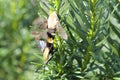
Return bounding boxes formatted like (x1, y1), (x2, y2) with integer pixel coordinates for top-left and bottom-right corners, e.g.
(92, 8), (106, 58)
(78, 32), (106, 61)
(31, 11), (67, 64)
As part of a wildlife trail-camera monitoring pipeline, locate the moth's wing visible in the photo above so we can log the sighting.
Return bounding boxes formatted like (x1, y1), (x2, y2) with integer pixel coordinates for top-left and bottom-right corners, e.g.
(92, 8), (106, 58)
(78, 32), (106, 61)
(31, 29), (48, 41)
(48, 12), (59, 29)
(31, 17), (48, 40)
(57, 26), (68, 40)
(31, 31), (40, 40)
(47, 12), (67, 40)
(36, 40), (47, 52)
(32, 17), (47, 30)
(39, 29), (48, 40)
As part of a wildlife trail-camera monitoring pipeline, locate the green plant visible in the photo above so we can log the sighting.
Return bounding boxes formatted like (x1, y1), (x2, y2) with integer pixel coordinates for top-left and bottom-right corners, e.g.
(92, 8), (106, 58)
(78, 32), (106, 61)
(35, 0), (120, 80)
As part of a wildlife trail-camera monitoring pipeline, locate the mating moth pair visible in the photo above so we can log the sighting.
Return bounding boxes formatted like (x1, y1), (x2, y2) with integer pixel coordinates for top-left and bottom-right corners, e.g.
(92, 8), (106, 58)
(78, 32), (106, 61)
(32, 12), (67, 64)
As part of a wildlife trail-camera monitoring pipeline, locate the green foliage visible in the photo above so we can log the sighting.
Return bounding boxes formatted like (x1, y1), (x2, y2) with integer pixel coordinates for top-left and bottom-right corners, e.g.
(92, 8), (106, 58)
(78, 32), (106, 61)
(0, 0), (39, 80)
(35, 0), (120, 80)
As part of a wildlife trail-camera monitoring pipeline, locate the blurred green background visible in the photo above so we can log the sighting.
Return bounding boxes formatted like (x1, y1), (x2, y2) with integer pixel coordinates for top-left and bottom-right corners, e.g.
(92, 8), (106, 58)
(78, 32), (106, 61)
(0, 0), (40, 80)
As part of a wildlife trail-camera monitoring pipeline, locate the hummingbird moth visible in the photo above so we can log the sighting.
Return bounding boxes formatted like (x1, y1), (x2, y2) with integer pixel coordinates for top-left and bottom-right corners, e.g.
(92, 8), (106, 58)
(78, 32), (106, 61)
(31, 11), (67, 64)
